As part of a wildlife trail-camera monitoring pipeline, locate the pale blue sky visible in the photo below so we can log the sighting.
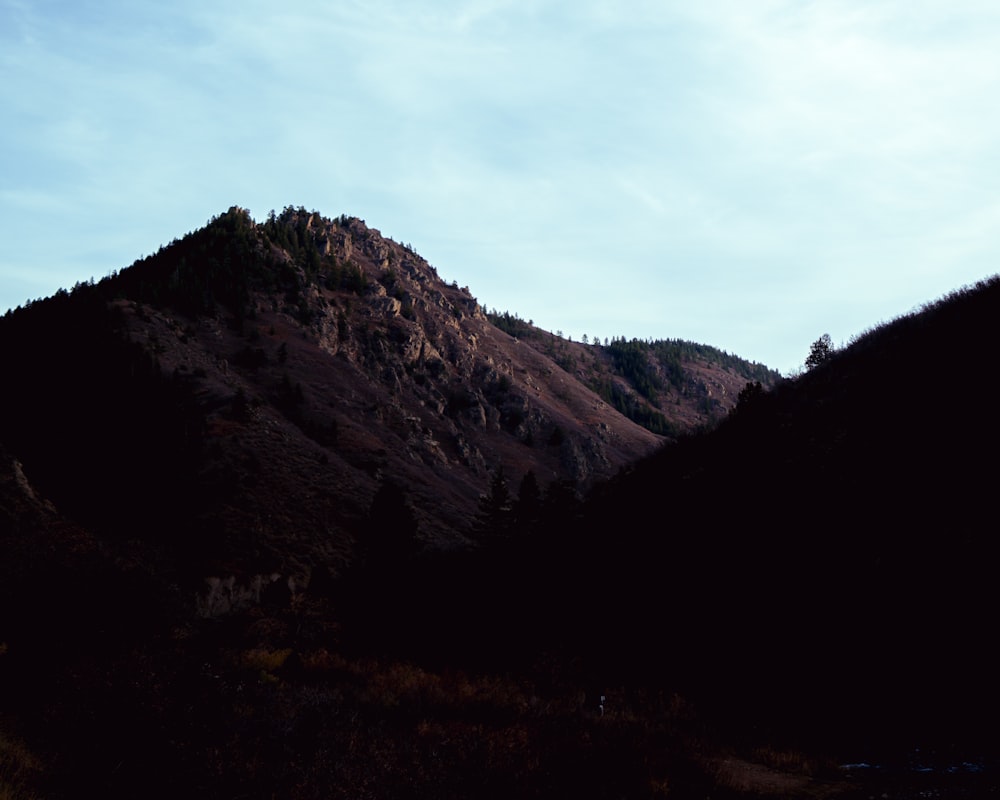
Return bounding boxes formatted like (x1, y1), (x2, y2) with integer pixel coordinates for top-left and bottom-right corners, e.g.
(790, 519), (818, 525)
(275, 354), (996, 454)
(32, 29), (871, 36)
(3, 1), (999, 373)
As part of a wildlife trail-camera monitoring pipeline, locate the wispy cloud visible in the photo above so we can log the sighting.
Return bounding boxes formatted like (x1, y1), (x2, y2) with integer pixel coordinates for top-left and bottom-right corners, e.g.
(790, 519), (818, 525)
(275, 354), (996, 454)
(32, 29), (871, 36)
(2, 0), (998, 372)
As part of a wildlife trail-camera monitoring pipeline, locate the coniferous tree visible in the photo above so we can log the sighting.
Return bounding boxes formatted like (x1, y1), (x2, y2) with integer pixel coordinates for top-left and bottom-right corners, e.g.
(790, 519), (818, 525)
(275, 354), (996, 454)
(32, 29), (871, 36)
(475, 466), (513, 540)
(805, 333), (834, 370)
(733, 380), (765, 415)
(514, 470), (543, 532)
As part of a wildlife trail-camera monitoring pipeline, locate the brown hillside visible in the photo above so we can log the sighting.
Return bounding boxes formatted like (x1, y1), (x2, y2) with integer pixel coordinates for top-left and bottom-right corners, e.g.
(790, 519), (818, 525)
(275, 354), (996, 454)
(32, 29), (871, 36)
(0, 206), (777, 588)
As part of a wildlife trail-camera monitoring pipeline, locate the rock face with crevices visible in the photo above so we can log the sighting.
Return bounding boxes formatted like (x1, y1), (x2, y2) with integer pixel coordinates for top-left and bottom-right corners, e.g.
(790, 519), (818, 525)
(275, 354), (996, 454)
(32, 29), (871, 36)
(0, 206), (773, 583)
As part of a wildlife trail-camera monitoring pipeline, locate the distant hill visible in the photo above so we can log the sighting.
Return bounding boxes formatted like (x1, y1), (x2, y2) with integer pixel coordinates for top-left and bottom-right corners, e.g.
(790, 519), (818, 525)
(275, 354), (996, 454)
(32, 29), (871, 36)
(488, 309), (779, 436)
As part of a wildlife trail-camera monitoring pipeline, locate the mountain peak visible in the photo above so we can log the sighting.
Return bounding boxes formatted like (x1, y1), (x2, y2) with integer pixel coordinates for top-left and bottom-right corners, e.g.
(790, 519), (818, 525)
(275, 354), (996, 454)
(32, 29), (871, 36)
(0, 207), (779, 579)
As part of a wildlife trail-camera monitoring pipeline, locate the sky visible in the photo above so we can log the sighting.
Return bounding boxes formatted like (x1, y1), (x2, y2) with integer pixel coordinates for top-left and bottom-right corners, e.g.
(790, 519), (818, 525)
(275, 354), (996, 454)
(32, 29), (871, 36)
(3, 1), (1000, 374)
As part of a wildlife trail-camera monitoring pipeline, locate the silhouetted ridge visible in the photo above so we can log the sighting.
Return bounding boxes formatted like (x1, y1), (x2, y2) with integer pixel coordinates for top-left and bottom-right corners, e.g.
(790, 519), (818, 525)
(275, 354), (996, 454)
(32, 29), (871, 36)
(573, 273), (1000, 752)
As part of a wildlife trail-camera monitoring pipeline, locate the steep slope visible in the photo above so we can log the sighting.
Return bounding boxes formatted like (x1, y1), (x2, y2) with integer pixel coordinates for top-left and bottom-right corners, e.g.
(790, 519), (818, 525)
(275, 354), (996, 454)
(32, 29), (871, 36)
(577, 274), (1000, 754)
(489, 311), (780, 435)
(3, 207), (656, 577)
(1, 206), (781, 584)
(0, 207), (791, 797)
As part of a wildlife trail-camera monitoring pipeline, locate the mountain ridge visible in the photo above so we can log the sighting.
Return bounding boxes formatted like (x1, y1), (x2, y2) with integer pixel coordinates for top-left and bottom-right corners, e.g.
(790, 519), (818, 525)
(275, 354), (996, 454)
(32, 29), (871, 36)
(0, 205), (777, 582)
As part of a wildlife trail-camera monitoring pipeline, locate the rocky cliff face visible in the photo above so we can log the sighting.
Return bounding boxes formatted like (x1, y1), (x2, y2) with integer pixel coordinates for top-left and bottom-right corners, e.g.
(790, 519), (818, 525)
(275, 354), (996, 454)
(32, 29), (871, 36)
(0, 206), (777, 586)
(0, 209), (662, 582)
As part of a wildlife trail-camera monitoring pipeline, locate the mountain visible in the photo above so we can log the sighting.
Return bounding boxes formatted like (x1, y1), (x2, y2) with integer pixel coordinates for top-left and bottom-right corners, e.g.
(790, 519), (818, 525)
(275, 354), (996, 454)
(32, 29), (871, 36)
(0, 206), (792, 799)
(8, 206), (993, 798)
(0, 206), (775, 581)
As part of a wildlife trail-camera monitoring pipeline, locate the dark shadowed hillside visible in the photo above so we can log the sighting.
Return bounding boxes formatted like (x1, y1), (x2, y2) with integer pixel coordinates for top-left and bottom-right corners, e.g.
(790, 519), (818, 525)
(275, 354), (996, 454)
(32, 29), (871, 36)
(576, 275), (1000, 757)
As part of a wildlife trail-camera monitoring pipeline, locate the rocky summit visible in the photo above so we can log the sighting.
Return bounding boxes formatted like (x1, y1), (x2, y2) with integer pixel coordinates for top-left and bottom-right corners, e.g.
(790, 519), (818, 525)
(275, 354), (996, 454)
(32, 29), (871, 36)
(1, 206), (775, 587)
